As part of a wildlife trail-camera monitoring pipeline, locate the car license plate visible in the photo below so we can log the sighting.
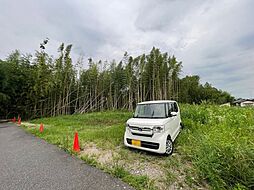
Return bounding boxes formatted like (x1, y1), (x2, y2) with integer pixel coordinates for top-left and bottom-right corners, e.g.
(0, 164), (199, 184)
(132, 139), (141, 147)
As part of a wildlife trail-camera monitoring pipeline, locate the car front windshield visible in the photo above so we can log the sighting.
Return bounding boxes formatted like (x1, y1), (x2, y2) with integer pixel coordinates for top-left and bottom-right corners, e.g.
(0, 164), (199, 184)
(134, 103), (166, 118)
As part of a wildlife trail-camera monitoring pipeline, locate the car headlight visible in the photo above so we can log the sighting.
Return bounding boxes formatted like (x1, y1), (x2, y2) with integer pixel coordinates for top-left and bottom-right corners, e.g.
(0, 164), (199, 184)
(126, 123), (131, 132)
(153, 125), (164, 133)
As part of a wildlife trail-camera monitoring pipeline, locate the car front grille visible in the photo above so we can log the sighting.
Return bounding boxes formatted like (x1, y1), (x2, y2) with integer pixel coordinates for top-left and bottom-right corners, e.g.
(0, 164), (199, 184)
(129, 125), (152, 132)
(129, 125), (153, 137)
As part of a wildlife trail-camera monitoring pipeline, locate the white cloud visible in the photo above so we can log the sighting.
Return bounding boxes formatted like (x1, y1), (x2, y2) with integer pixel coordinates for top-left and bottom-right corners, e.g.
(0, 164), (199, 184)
(0, 0), (253, 98)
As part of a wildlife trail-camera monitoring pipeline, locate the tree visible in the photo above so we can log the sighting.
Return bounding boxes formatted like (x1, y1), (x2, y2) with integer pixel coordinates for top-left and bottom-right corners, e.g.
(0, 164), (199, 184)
(0, 44), (234, 119)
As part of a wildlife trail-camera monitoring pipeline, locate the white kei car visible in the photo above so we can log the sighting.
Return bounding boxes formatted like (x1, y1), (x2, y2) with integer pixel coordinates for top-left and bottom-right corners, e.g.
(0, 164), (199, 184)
(124, 100), (182, 155)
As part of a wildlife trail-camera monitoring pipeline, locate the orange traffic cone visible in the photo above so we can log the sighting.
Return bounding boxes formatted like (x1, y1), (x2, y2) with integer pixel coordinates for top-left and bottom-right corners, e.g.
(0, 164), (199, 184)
(18, 117), (21, 126)
(73, 132), (80, 152)
(39, 123), (44, 132)
(13, 117), (16, 123)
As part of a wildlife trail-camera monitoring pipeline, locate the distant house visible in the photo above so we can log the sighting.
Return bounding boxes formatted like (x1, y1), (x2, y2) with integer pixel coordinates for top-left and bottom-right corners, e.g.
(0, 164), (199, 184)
(220, 102), (231, 107)
(233, 99), (254, 107)
(240, 100), (254, 107)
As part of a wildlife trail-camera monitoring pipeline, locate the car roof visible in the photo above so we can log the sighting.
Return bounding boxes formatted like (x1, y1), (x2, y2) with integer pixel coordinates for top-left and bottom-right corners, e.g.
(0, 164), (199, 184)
(138, 100), (176, 105)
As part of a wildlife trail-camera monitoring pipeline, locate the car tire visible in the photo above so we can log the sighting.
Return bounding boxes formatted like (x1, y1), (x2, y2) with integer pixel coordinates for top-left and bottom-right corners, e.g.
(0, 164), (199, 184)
(165, 136), (173, 156)
(180, 122), (184, 129)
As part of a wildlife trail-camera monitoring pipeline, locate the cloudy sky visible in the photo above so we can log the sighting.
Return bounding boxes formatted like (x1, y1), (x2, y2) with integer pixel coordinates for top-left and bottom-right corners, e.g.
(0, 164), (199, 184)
(0, 0), (253, 98)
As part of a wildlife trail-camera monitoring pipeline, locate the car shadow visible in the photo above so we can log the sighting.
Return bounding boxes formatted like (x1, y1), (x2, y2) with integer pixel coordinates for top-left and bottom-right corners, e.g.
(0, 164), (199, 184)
(125, 147), (167, 157)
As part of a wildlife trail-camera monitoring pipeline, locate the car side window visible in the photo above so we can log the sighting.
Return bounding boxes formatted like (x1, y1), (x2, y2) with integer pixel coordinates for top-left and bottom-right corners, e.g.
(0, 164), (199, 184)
(173, 102), (178, 112)
(168, 103), (174, 112)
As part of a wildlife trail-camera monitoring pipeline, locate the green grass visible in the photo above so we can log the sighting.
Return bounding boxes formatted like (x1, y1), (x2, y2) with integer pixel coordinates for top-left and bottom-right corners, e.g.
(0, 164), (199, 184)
(27, 111), (131, 149)
(179, 104), (254, 189)
(110, 166), (154, 190)
(22, 105), (254, 190)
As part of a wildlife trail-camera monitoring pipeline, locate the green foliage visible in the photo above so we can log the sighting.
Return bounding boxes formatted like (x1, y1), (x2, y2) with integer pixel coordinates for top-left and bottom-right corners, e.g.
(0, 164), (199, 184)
(24, 105), (254, 189)
(0, 44), (234, 119)
(110, 166), (154, 190)
(179, 76), (234, 104)
(81, 155), (99, 167)
(179, 104), (254, 189)
(28, 111), (131, 149)
(0, 51), (34, 118)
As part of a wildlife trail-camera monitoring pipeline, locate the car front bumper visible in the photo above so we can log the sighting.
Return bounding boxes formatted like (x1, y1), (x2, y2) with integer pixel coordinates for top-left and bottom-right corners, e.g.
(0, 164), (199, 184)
(124, 128), (167, 154)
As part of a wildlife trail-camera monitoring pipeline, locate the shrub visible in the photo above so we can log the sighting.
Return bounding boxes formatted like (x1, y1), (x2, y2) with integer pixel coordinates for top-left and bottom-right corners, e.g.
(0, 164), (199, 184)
(180, 104), (254, 189)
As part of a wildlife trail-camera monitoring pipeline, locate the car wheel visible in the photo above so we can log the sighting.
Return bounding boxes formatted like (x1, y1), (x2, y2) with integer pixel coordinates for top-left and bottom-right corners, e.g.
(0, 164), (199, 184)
(165, 137), (173, 155)
(180, 122), (184, 129)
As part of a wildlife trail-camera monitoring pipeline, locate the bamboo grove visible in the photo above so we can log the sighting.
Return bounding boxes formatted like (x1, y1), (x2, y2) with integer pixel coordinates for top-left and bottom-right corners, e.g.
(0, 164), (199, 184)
(0, 43), (233, 119)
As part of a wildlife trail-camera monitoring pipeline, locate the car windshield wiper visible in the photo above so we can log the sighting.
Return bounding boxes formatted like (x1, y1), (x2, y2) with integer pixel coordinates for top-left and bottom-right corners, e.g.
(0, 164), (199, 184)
(134, 116), (153, 118)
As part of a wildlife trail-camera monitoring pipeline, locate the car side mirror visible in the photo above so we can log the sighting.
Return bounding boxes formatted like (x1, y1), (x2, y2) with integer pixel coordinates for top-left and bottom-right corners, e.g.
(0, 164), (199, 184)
(170, 112), (177, 117)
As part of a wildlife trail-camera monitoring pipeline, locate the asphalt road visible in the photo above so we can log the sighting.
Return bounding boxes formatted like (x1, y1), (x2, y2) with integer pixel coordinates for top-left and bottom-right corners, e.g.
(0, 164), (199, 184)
(0, 122), (134, 190)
